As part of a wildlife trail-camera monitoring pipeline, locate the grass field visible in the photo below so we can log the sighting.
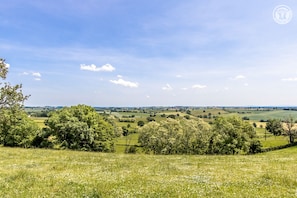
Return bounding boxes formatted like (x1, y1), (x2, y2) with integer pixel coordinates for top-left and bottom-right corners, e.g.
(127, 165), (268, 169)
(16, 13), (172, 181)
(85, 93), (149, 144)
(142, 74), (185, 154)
(0, 146), (297, 197)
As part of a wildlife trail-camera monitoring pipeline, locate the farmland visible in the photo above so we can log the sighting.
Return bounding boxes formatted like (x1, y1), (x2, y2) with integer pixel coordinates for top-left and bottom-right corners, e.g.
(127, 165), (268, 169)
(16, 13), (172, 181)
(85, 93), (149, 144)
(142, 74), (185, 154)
(0, 146), (296, 197)
(28, 106), (297, 152)
(0, 106), (294, 197)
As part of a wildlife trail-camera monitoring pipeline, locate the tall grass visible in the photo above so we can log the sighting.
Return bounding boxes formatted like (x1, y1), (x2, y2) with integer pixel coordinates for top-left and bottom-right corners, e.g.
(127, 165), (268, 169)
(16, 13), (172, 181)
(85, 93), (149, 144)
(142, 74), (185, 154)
(0, 146), (297, 197)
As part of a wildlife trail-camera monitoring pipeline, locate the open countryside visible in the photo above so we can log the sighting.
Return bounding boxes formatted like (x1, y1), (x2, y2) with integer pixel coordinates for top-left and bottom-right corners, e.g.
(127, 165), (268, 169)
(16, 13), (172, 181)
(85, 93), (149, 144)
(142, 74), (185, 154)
(2, 1), (297, 197)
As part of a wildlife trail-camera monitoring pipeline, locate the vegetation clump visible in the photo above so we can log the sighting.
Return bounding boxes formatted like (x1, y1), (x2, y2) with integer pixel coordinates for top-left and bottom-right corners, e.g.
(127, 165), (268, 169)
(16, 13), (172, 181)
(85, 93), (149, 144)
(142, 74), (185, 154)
(138, 116), (261, 155)
(34, 105), (115, 152)
(0, 59), (39, 147)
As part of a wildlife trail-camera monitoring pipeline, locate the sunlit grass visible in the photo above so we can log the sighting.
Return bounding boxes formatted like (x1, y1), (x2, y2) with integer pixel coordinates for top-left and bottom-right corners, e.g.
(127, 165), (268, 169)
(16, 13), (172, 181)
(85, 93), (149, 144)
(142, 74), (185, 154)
(1, 146), (297, 197)
(256, 127), (289, 148)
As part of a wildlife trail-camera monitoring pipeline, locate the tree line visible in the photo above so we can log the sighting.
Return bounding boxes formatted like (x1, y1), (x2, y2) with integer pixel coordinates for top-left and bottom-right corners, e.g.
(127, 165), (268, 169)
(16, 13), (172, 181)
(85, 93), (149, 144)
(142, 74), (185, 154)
(138, 116), (261, 154)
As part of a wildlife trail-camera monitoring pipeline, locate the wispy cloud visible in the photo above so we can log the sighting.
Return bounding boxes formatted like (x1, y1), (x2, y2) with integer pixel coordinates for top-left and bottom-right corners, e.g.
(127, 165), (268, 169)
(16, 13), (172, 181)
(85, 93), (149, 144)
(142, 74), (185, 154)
(281, 77), (297, 82)
(32, 72), (41, 77)
(110, 78), (138, 88)
(80, 63), (115, 72)
(162, 83), (173, 90)
(22, 71), (42, 81)
(192, 84), (207, 89)
(233, 75), (246, 80)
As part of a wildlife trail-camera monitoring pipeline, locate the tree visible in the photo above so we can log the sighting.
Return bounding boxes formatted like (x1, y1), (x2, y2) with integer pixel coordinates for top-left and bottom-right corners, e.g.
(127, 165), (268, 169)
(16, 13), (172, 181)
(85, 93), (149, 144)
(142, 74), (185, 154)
(266, 119), (283, 136)
(283, 116), (297, 144)
(44, 104), (115, 152)
(0, 58), (36, 147)
(138, 118), (211, 154)
(0, 59), (29, 110)
(137, 120), (145, 127)
(1, 110), (39, 147)
(209, 116), (258, 154)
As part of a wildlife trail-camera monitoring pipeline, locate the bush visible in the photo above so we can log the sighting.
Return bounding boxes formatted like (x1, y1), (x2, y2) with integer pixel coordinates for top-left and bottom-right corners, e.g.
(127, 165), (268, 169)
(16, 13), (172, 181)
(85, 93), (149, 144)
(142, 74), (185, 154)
(42, 104), (115, 152)
(125, 145), (137, 154)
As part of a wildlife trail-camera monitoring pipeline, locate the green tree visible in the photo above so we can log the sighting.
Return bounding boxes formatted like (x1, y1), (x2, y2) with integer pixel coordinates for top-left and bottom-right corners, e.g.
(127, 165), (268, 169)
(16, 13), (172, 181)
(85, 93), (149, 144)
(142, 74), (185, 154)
(208, 116), (258, 154)
(1, 110), (39, 147)
(0, 58), (36, 147)
(137, 120), (145, 127)
(138, 118), (211, 154)
(266, 119), (283, 136)
(44, 104), (115, 152)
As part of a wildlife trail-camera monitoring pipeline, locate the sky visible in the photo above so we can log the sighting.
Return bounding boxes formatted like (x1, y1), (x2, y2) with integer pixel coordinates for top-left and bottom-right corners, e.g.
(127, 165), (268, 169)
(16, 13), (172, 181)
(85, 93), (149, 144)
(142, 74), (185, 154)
(1, 0), (297, 107)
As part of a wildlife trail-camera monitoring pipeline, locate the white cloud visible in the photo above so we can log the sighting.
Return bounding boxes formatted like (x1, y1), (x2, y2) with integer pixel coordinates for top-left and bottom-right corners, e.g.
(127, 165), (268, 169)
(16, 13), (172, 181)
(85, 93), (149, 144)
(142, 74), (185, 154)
(80, 63), (115, 72)
(110, 78), (138, 88)
(32, 72), (41, 77)
(234, 75), (246, 80)
(244, 83), (249, 86)
(282, 77), (297, 81)
(4, 63), (10, 68)
(162, 84), (173, 90)
(176, 75), (182, 78)
(192, 84), (207, 89)
(21, 71), (42, 80)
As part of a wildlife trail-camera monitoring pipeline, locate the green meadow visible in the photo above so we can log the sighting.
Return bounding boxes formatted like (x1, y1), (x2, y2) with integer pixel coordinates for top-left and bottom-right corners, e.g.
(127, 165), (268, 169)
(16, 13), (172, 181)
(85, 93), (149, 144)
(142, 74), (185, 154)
(0, 146), (297, 197)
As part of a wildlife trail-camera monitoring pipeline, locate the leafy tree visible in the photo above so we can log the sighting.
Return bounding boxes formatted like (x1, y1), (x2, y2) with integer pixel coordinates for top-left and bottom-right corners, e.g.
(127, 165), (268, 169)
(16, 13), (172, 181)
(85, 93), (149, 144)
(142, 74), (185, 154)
(0, 59), (29, 110)
(266, 119), (283, 136)
(138, 118), (211, 154)
(0, 58), (36, 147)
(44, 104), (115, 152)
(137, 120), (145, 127)
(208, 116), (258, 154)
(0, 110), (39, 147)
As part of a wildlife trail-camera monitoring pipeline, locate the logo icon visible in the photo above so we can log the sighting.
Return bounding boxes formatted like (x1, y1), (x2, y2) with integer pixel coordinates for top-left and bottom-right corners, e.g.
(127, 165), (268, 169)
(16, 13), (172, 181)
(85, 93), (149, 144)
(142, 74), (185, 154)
(273, 5), (293, 24)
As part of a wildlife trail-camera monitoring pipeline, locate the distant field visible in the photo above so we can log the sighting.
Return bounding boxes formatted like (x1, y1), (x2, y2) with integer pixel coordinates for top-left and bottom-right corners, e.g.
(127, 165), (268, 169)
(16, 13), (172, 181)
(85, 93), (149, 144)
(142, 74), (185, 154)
(31, 117), (46, 128)
(0, 146), (296, 197)
(232, 110), (297, 121)
(256, 127), (289, 148)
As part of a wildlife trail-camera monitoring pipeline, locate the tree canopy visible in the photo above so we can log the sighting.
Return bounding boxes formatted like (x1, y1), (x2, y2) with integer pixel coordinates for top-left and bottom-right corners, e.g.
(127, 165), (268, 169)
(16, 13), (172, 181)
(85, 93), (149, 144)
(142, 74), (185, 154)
(0, 58), (38, 147)
(138, 116), (260, 155)
(42, 104), (115, 152)
(266, 119), (284, 136)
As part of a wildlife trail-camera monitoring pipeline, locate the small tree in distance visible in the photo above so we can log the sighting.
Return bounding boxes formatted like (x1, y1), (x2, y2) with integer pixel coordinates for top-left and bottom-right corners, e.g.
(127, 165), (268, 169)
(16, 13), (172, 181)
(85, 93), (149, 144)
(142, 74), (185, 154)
(266, 119), (283, 136)
(283, 116), (297, 144)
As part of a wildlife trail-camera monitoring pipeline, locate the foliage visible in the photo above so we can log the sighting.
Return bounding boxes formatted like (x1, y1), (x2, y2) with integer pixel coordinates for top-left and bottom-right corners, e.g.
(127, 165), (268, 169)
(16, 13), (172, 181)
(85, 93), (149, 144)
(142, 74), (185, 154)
(209, 116), (257, 154)
(43, 104), (115, 152)
(138, 116), (260, 155)
(0, 58), (36, 147)
(138, 118), (212, 154)
(137, 120), (145, 127)
(248, 139), (262, 154)
(0, 59), (29, 110)
(266, 119), (283, 136)
(0, 109), (39, 147)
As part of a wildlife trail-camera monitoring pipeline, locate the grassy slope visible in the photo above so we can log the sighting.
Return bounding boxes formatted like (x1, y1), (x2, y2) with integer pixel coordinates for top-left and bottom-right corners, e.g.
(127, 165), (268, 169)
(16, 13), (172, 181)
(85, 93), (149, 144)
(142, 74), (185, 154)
(0, 146), (297, 197)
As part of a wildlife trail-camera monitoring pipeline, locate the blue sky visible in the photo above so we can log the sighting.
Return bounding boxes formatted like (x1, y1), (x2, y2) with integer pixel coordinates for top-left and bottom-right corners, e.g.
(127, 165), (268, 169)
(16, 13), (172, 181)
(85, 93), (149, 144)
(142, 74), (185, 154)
(1, 0), (297, 106)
